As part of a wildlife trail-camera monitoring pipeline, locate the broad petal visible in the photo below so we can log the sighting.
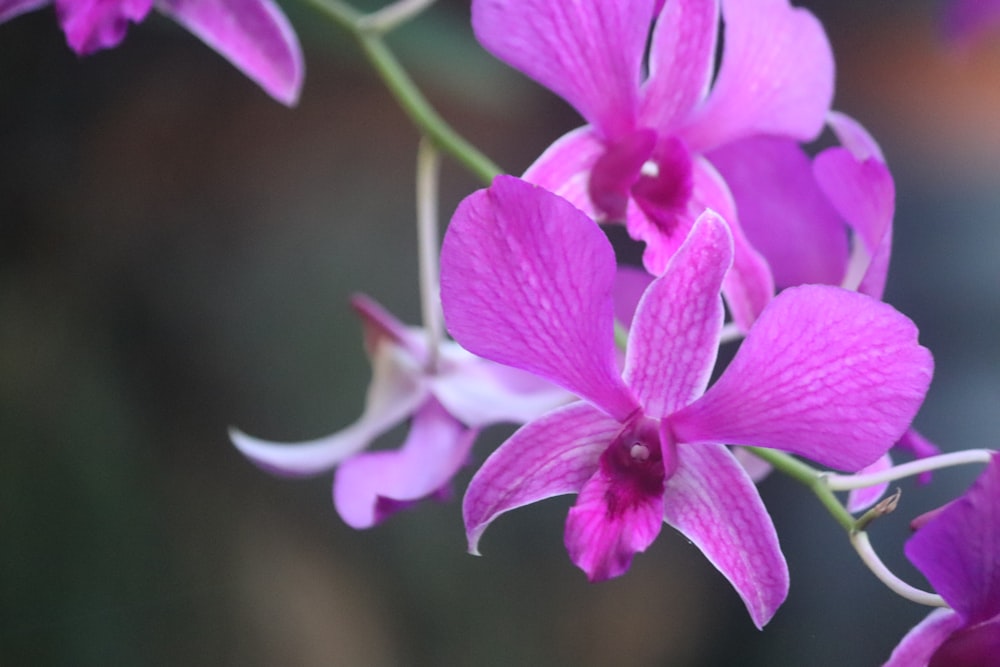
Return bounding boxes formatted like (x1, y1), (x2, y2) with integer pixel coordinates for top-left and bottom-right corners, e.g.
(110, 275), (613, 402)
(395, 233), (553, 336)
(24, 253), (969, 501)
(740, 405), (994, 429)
(333, 399), (475, 529)
(663, 443), (788, 629)
(624, 211), (730, 419)
(708, 136), (849, 289)
(564, 464), (664, 582)
(930, 617), (1000, 667)
(640, 0), (719, 130)
(669, 285), (934, 471)
(0, 0), (50, 24)
(883, 608), (965, 667)
(431, 345), (571, 427)
(906, 454), (1000, 625)
(471, 0), (653, 138)
(846, 453), (892, 513)
(522, 125), (607, 222)
(441, 175), (638, 421)
(157, 0), (304, 106)
(679, 0), (834, 152)
(463, 402), (621, 554)
(230, 343), (428, 476)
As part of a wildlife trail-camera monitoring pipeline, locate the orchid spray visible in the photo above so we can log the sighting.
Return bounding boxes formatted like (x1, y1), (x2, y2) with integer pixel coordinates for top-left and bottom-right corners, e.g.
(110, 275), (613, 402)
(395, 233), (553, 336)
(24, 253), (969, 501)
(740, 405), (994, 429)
(5, 0), (1000, 664)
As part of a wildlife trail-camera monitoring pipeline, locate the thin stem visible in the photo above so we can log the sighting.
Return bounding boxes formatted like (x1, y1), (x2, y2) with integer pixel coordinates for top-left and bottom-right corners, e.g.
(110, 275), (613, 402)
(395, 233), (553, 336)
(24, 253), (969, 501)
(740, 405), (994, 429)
(851, 532), (947, 607)
(359, 0), (438, 34)
(416, 137), (443, 372)
(744, 447), (856, 532)
(825, 449), (995, 491)
(309, 0), (503, 184)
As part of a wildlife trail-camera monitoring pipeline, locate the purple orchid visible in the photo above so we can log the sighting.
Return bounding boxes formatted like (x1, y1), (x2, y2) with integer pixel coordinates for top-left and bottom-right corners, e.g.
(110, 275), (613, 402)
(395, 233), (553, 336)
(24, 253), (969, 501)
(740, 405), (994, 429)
(439, 175), (933, 627)
(473, 0), (834, 328)
(0, 0), (303, 105)
(884, 453), (1000, 667)
(231, 294), (568, 529)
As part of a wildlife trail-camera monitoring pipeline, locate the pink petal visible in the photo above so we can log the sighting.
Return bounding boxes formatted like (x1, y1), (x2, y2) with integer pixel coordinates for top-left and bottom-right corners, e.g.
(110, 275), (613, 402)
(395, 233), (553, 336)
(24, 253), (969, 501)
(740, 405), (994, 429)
(624, 211), (730, 419)
(883, 608), (965, 667)
(55, 0), (153, 54)
(351, 293), (425, 360)
(640, 0), (719, 131)
(0, 0), (51, 24)
(845, 453), (892, 513)
(669, 285), (934, 471)
(930, 617), (1000, 667)
(333, 399), (475, 529)
(708, 136), (849, 289)
(564, 462), (665, 582)
(896, 428), (942, 486)
(679, 0), (834, 152)
(906, 454), (1000, 625)
(157, 0), (304, 106)
(471, 0), (653, 139)
(441, 175), (638, 422)
(230, 343), (428, 476)
(522, 125), (607, 222)
(663, 443), (788, 629)
(463, 402), (622, 554)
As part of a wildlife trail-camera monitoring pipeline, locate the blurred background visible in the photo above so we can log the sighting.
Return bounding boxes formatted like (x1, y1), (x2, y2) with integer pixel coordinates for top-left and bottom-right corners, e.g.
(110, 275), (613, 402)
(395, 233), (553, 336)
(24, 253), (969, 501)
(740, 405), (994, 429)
(1, 0), (999, 664)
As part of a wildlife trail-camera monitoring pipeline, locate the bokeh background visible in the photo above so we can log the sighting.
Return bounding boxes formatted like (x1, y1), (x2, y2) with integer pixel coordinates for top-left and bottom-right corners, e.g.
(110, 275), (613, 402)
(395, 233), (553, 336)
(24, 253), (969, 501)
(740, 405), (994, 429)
(2, 0), (999, 665)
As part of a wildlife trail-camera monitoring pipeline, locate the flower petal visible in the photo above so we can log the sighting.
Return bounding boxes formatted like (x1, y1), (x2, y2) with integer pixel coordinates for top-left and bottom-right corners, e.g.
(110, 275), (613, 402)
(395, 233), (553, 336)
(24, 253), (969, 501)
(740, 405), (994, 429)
(930, 616), (1000, 667)
(679, 0), (834, 152)
(351, 293), (425, 360)
(522, 125), (607, 221)
(441, 175), (638, 421)
(624, 211), (730, 419)
(708, 136), (849, 289)
(157, 0), (304, 106)
(471, 0), (653, 138)
(906, 453), (1000, 625)
(640, 0), (719, 131)
(333, 399), (475, 529)
(463, 402), (621, 554)
(230, 343), (428, 476)
(845, 453), (892, 513)
(669, 285), (934, 471)
(663, 443), (788, 629)
(0, 0), (50, 24)
(55, 0), (152, 54)
(883, 608), (965, 667)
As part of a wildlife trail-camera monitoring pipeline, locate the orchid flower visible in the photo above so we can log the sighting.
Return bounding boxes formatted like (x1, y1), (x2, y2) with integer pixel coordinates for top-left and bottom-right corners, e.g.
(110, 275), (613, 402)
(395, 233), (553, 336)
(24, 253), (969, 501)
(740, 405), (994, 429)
(231, 294), (568, 529)
(884, 453), (1000, 667)
(473, 0), (834, 328)
(439, 175), (933, 627)
(0, 0), (304, 105)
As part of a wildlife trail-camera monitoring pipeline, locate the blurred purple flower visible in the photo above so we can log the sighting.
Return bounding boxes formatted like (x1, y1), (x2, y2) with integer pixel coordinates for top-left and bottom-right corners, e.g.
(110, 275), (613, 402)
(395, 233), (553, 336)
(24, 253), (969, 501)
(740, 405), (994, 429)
(473, 0), (834, 328)
(231, 294), (568, 529)
(0, 0), (304, 105)
(440, 176), (932, 627)
(884, 453), (1000, 667)
(941, 0), (1000, 46)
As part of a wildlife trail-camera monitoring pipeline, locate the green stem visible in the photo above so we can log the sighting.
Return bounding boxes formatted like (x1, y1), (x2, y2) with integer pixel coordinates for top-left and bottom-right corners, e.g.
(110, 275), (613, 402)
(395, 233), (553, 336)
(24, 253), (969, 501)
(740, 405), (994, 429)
(744, 447), (856, 533)
(309, 0), (503, 185)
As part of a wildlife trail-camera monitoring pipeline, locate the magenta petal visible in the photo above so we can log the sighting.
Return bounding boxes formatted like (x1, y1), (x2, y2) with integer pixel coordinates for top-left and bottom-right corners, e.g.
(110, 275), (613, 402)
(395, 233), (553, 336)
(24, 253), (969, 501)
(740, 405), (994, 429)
(564, 463), (664, 582)
(441, 175), (638, 421)
(333, 399), (475, 529)
(471, 0), (652, 138)
(680, 0), (833, 152)
(523, 126), (607, 222)
(463, 402), (621, 554)
(670, 285), (933, 471)
(883, 608), (965, 667)
(846, 453), (892, 513)
(930, 617), (1000, 667)
(708, 136), (848, 289)
(663, 444), (788, 629)
(624, 211), (730, 419)
(906, 454), (1000, 625)
(157, 0), (304, 106)
(640, 0), (719, 131)
(0, 0), (50, 24)
(55, 0), (153, 54)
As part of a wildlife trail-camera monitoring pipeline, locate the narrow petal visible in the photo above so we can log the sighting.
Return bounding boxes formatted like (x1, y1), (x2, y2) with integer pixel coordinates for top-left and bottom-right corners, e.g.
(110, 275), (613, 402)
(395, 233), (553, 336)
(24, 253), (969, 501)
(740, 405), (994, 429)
(640, 0), (719, 130)
(663, 444), (788, 629)
(463, 402), (621, 554)
(906, 454), (1000, 625)
(708, 136), (849, 289)
(55, 0), (152, 54)
(669, 285), (934, 471)
(157, 0), (304, 106)
(883, 608), (965, 667)
(624, 211), (730, 419)
(679, 0), (834, 152)
(564, 464), (664, 582)
(230, 342), (428, 476)
(845, 453), (892, 513)
(896, 428), (942, 485)
(351, 293), (425, 360)
(522, 125), (607, 222)
(472, 0), (653, 138)
(333, 399), (475, 529)
(0, 0), (50, 24)
(441, 175), (638, 421)
(732, 447), (774, 483)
